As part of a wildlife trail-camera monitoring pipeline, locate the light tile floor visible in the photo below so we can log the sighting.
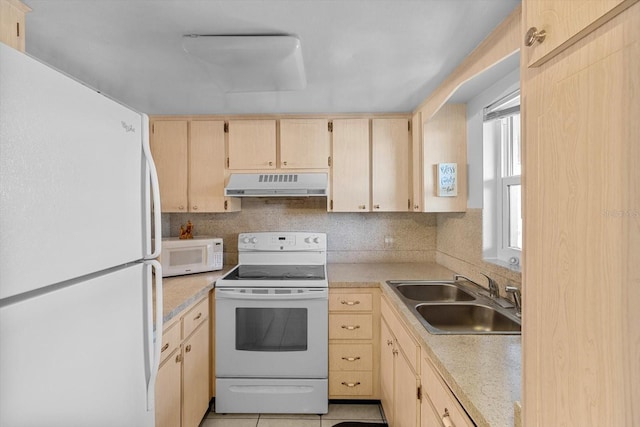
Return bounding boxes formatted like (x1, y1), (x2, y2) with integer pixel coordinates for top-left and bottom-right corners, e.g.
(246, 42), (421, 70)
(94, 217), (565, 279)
(200, 402), (387, 427)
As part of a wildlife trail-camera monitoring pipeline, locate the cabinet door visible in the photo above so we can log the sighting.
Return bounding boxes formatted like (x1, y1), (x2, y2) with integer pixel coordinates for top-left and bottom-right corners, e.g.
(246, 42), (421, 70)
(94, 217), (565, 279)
(331, 119), (370, 212)
(522, 4), (640, 426)
(155, 350), (182, 427)
(0, 0), (30, 52)
(394, 350), (419, 427)
(227, 119), (276, 169)
(380, 319), (395, 426)
(189, 120), (226, 212)
(280, 119), (329, 169)
(371, 118), (410, 212)
(182, 322), (210, 427)
(411, 113), (423, 212)
(150, 120), (188, 212)
(524, 0), (638, 66)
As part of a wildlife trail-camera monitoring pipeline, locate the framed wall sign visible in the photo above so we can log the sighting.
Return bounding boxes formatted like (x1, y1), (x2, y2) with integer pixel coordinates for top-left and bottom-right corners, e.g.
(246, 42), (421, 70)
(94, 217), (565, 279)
(437, 162), (457, 197)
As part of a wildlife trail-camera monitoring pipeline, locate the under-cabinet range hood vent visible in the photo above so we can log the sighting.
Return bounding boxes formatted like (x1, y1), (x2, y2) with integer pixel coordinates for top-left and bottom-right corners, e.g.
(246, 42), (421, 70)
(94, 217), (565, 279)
(225, 173), (327, 197)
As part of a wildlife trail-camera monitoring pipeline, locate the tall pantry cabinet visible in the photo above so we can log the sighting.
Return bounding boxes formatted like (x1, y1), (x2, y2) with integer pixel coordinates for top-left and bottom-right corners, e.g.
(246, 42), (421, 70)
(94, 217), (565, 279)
(522, 1), (640, 426)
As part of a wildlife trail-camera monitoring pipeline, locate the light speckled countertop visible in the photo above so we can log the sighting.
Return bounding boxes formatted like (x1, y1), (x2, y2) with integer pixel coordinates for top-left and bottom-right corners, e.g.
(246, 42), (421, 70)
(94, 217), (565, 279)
(160, 266), (232, 324)
(163, 262), (520, 426)
(328, 262), (521, 427)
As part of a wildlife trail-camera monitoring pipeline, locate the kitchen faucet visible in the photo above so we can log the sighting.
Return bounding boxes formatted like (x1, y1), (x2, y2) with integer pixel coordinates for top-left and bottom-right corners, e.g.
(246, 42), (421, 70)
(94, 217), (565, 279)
(505, 285), (522, 317)
(453, 273), (500, 299)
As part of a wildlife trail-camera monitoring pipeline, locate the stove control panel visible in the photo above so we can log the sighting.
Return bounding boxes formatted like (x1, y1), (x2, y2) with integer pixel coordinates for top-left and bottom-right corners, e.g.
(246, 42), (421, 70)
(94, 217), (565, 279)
(238, 232), (326, 252)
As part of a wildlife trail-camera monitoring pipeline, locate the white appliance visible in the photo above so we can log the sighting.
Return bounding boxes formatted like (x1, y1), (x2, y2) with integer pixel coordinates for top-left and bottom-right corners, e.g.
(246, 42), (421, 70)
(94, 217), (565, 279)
(159, 236), (223, 277)
(0, 44), (162, 427)
(215, 232), (328, 414)
(225, 172), (328, 197)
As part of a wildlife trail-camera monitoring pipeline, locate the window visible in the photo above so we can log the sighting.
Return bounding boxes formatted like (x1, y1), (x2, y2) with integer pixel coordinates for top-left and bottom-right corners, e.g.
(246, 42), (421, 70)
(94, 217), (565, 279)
(483, 90), (522, 269)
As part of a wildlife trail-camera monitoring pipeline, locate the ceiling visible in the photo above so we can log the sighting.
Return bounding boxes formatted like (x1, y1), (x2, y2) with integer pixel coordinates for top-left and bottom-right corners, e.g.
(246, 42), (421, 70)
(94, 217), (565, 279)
(23, 0), (521, 115)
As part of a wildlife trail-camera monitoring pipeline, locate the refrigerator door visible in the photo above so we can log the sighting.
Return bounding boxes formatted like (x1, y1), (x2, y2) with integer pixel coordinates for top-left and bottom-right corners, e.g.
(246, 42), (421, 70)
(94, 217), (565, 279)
(0, 44), (149, 299)
(0, 263), (154, 427)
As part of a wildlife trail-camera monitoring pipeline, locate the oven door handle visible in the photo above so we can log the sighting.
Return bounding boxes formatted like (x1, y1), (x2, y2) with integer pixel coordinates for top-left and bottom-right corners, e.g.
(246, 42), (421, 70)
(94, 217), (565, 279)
(215, 289), (328, 301)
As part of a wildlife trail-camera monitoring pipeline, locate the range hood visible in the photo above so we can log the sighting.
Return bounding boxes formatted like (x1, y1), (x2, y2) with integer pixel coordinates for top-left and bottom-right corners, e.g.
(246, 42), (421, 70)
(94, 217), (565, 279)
(225, 173), (327, 197)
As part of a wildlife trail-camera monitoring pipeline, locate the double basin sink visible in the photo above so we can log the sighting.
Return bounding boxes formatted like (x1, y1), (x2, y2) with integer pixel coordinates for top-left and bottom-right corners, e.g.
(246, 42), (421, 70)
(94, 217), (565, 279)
(387, 279), (521, 335)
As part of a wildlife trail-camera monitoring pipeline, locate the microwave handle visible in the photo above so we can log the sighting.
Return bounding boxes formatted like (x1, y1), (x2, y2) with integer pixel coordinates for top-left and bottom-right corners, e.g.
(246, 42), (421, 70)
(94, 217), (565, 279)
(215, 289), (327, 301)
(141, 113), (162, 260)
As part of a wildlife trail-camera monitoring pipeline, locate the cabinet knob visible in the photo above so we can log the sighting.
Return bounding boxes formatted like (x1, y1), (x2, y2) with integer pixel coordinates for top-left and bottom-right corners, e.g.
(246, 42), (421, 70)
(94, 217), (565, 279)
(341, 382), (361, 388)
(525, 27), (546, 47)
(175, 354), (182, 363)
(359, 205), (366, 210)
(387, 340), (393, 346)
(283, 161), (288, 166)
(185, 344), (192, 353)
(268, 161), (273, 166)
(392, 349), (399, 356)
(194, 312), (202, 321)
(161, 343), (170, 353)
(414, 204), (419, 210)
(441, 408), (453, 427)
(192, 205), (198, 210)
(374, 204), (380, 209)
(179, 205), (184, 210)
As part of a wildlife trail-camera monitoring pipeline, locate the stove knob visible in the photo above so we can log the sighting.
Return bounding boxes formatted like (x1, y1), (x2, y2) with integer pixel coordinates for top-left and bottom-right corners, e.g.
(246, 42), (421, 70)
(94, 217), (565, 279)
(242, 236), (251, 244)
(250, 237), (258, 244)
(304, 237), (312, 243)
(313, 237), (320, 244)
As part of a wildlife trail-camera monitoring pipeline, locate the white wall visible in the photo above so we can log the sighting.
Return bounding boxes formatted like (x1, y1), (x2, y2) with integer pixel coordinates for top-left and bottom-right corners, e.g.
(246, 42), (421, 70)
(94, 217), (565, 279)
(466, 67), (520, 208)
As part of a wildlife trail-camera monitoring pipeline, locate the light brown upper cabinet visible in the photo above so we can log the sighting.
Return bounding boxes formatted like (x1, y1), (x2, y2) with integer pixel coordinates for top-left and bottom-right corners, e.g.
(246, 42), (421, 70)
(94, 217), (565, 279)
(150, 119), (240, 213)
(371, 118), (411, 212)
(330, 119), (370, 212)
(279, 119), (330, 169)
(420, 104), (467, 213)
(151, 120), (189, 212)
(0, 0), (30, 52)
(524, 0), (638, 67)
(410, 113), (423, 212)
(226, 119), (277, 169)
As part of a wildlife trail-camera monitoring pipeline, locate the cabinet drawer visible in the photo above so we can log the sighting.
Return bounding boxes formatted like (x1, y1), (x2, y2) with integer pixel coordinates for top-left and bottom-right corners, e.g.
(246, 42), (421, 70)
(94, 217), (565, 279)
(329, 371), (373, 397)
(422, 356), (474, 427)
(329, 314), (373, 340)
(160, 321), (181, 364)
(329, 292), (373, 312)
(330, 343), (373, 371)
(381, 296), (419, 371)
(182, 298), (209, 339)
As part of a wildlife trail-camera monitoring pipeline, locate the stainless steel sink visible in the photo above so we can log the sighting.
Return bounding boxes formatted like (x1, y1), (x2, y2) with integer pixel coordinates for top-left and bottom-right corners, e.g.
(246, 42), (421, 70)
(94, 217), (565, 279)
(386, 279), (521, 335)
(395, 283), (475, 302)
(414, 303), (521, 334)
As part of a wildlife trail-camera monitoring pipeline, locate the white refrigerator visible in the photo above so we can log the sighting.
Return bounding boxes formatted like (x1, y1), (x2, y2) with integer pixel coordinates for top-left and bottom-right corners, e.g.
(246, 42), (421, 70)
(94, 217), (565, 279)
(0, 43), (163, 427)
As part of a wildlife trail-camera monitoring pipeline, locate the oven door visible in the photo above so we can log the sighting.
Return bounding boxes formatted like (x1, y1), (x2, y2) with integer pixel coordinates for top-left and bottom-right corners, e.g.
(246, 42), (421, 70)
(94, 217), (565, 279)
(215, 287), (328, 378)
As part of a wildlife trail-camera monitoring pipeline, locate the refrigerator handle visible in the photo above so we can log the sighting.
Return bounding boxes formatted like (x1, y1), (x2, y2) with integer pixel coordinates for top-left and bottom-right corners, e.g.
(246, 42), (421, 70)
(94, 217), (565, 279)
(141, 113), (162, 260)
(143, 259), (163, 411)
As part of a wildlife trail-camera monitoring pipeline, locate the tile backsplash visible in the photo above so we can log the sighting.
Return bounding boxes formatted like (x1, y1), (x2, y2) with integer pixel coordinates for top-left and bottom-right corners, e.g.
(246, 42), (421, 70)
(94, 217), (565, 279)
(162, 198), (437, 265)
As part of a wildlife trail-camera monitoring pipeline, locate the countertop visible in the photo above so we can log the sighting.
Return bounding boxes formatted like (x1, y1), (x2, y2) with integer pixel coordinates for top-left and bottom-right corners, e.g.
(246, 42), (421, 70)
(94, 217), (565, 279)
(162, 262), (521, 427)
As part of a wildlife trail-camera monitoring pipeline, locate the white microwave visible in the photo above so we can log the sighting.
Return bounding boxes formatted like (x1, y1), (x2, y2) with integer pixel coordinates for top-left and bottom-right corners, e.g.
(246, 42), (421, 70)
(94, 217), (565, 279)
(157, 236), (223, 277)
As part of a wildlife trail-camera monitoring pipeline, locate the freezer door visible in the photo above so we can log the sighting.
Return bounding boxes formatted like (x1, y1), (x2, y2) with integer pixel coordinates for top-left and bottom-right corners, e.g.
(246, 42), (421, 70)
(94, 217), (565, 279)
(0, 44), (149, 299)
(0, 263), (155, 427)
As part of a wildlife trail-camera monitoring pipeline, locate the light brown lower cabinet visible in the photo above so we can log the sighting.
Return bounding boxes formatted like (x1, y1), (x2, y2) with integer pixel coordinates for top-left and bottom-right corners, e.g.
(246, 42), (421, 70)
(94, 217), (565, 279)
(420, 352), (474, 427)
(328, 288), (380, 399)
(380, 296), (420, 427)
(155, 296), (210, 427)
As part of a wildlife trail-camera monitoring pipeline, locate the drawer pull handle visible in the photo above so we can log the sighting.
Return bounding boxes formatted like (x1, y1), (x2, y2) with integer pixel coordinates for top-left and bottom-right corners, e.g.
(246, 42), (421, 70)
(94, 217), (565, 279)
(185, 344), (192, 353)
(340, 300), (360, 306)
(341, 325), (360, 330)
(441, 408), (453, 427)
(341, 356), (361, 362)
(194, 313), (202, 320)
(341, 382), (361, 388)
(161, 343), (170, 353)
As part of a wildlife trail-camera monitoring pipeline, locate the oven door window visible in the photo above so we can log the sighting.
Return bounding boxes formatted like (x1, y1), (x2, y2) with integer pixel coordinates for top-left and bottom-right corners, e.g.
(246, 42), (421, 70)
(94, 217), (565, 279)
(235, 307), (308, 352)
